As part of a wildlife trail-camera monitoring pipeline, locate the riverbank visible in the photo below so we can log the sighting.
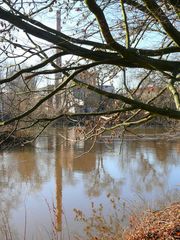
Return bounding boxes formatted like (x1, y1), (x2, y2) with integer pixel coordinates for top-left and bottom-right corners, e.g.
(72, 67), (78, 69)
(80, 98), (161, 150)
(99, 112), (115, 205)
(0, 127), (180, 150)
(0, 132), (32, 150)
(76, 202), (180, 240)
(124, 202), (179, 240)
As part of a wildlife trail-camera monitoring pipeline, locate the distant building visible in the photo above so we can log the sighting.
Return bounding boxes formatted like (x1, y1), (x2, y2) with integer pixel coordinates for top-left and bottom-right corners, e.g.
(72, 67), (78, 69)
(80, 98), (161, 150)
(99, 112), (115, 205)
(73, 71), (115, 113)
(102, 85), (114, 93)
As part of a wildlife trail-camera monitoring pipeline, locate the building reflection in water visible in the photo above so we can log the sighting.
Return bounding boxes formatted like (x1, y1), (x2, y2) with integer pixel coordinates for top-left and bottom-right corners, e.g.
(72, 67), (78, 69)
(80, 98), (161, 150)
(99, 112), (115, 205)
(53, 128), (97, 232)
(55, 134), (62, 232)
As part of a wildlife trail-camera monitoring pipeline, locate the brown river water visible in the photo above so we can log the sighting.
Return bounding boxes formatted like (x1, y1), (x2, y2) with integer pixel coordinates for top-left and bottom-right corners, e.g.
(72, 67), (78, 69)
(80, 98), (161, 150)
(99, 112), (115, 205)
(0, 128), (179, 239)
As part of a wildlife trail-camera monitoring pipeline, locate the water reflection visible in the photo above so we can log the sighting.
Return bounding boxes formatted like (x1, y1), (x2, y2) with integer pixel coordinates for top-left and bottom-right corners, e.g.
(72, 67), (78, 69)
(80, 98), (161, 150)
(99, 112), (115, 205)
(0, 128), (179, 239)
(55, 135), (62, 232)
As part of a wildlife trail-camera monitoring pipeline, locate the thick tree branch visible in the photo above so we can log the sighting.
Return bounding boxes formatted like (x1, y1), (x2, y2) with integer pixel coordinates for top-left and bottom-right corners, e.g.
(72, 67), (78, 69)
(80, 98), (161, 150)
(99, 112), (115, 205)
(143, 0), (180, 46)
(0, 0), (179, 134)
(124, 0), (151, 15)
(73, 78), (180, 120)
(85, 0), (127, 54)
(168, 80), (180, 110)
(0, 7), (179, 73)
(10, 9), (180, 57)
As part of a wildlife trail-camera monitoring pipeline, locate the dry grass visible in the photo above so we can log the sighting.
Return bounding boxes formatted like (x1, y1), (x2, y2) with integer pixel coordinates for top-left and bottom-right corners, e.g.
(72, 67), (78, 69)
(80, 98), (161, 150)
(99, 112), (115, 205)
(74, 195), (124, 240)
(0, 211), (13, 240)
(124, 202), (180, 240)
(74, 198), (180, 240)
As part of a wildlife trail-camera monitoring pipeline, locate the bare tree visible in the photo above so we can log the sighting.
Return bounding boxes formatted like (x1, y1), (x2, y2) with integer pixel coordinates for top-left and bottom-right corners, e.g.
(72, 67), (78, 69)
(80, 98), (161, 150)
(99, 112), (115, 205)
(0, 0), (179, 143)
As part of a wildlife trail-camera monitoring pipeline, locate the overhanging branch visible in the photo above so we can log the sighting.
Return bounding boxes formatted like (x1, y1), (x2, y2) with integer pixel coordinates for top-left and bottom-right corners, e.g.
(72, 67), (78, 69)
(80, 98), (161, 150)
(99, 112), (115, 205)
(73, 78), (180, 120)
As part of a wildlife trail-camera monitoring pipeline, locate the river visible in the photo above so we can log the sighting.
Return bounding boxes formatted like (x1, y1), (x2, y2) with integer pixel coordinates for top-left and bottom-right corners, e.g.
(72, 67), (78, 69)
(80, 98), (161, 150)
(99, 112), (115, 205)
(0, 128), (179, 239)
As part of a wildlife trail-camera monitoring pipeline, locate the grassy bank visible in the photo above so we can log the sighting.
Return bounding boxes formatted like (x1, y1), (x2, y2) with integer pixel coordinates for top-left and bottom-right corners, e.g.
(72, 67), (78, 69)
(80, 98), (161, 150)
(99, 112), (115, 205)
(124, 202), (179, 240)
